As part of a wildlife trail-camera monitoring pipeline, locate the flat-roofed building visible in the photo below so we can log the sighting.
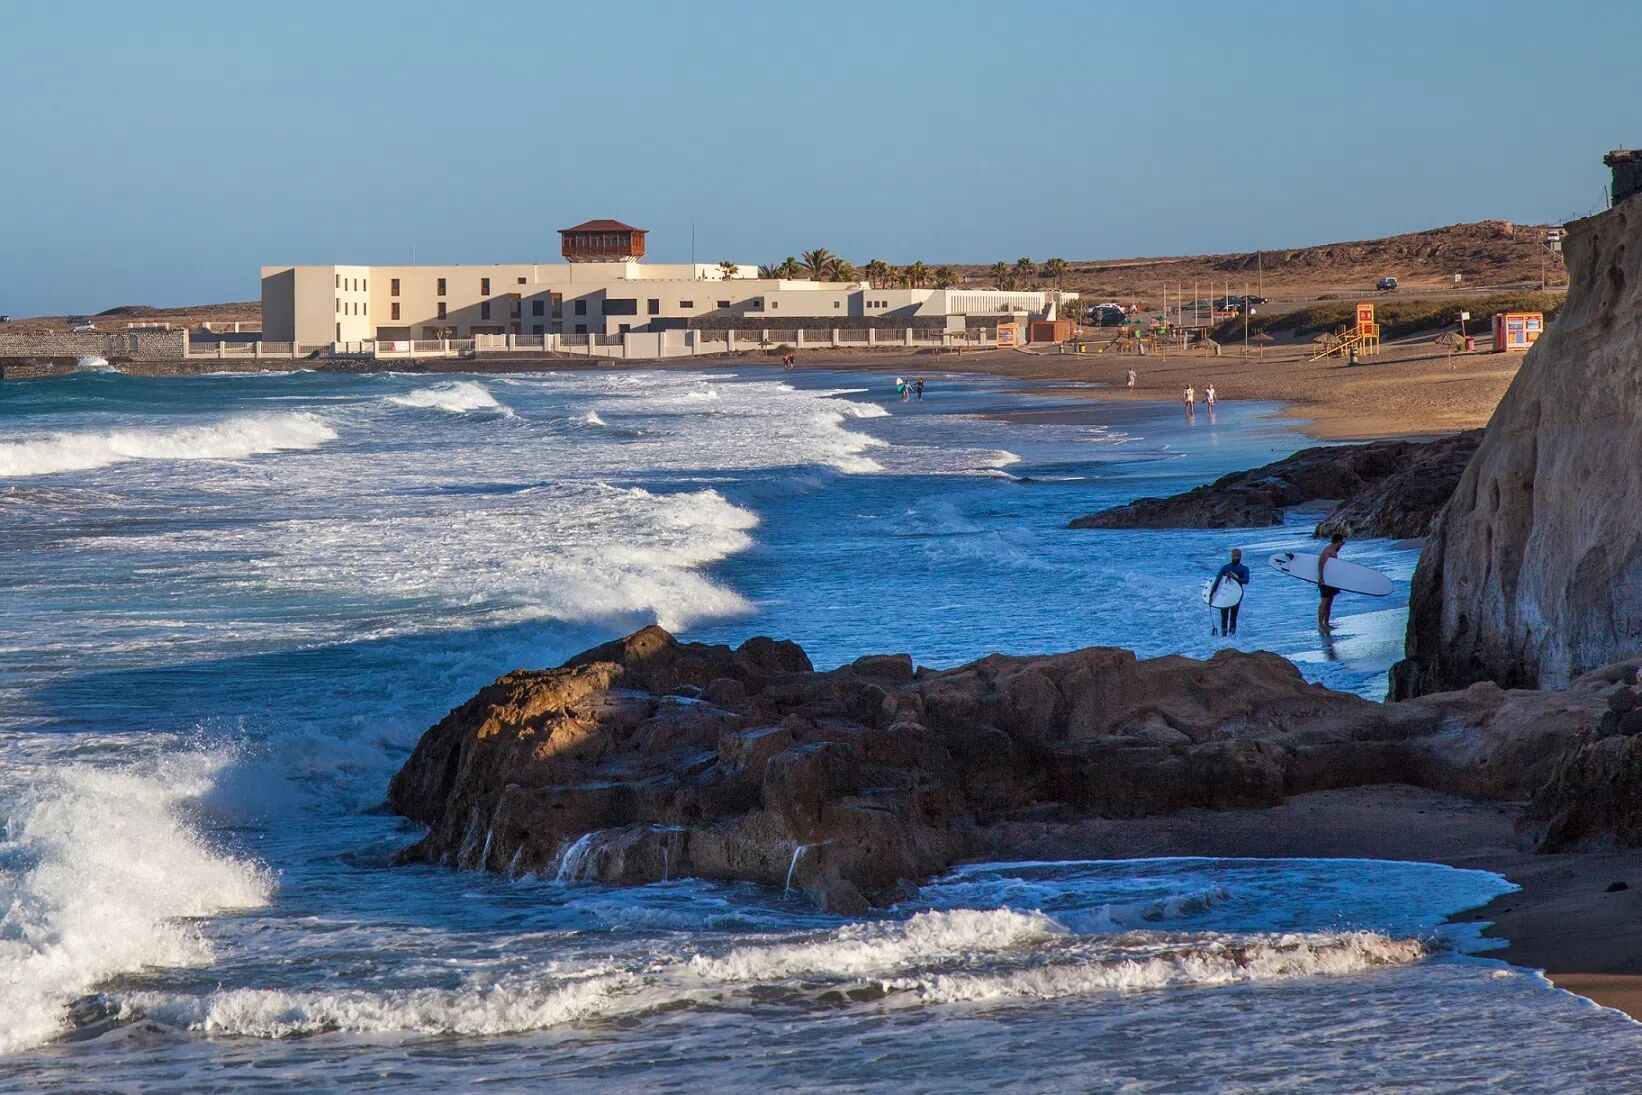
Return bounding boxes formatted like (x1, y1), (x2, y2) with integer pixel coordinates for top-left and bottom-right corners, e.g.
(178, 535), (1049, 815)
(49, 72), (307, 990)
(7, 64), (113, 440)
(261, 222), (1067, 343)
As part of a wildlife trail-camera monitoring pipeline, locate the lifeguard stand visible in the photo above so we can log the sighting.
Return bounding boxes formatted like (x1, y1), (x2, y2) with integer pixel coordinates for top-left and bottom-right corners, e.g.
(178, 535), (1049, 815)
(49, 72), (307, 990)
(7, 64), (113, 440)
(1310, 302), (1383, 360)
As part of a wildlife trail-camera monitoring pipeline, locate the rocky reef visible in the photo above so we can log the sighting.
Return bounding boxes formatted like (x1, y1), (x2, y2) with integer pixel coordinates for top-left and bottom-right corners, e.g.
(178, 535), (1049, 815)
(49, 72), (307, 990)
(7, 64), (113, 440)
(388, 626), (1606, 910)
(1067, 433), (1478, 537)
(1396, 196), (1642, 696)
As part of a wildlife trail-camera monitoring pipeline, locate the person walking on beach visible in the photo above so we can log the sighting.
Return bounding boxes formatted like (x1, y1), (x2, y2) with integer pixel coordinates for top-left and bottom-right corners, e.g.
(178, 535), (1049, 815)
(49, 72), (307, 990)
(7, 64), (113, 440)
(1126, 369), (1136, 392)
(914, 376), (925, 400)
(895, 377), (908, 401)
(1317, 532), (1345, 632)
(1210, 548), (1250, 637)
(1183, 385), (1195, 414)
(1205, 383), (1216, 408)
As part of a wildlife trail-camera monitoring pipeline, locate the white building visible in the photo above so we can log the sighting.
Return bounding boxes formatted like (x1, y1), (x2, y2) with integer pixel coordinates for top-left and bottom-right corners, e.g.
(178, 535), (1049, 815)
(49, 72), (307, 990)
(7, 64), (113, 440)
(261, 220), (1066, 344)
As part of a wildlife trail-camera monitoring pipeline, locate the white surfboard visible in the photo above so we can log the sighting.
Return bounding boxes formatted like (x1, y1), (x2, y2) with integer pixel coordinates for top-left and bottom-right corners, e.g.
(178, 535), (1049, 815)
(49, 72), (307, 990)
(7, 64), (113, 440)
(1268, 551), (1392, 597)
(1201, 576), (1244, 609)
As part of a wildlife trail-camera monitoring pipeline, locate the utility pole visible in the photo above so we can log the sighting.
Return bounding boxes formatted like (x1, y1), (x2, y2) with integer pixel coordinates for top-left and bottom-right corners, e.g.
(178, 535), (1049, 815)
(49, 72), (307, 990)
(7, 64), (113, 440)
(1243, 279), (1250, 358)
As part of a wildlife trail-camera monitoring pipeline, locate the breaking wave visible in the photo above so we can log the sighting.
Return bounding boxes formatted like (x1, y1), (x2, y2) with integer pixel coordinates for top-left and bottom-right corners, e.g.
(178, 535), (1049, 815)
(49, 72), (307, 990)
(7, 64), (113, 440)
(0, 413), (337, 478)
(385, 381), (512, 415)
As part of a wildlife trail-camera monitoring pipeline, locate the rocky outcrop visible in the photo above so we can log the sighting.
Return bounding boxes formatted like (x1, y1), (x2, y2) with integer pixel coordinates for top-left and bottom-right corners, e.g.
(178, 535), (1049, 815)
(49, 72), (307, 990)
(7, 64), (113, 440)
(1068, 433), (1478, 536)
(388, 626), (1603, 910)
(1395, 196), (1642, 697)
(1513, 659), (1642, 850)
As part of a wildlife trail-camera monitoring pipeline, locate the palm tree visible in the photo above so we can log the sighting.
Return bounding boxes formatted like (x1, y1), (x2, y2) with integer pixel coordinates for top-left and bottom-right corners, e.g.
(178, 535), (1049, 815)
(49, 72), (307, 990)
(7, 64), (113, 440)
(758, 263), (779, 278)
(829, 259), (858, 283)
(1014, 257), (1036, 283)
(934, 265), (957, 288)
(777, 256), (804, 279)
(989, 261), (1013, 290)
(800, 248), (837, 278)
(864, 259), (892, 288)
(904, 261), (932, 289)
(1042, 257), (1071, 287)
(718, 260), (739, 280)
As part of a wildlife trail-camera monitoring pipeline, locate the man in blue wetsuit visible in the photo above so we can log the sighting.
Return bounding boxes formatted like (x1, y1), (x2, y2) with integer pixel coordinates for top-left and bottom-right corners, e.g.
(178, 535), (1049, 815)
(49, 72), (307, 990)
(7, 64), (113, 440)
(1210, 548), (1250, 636)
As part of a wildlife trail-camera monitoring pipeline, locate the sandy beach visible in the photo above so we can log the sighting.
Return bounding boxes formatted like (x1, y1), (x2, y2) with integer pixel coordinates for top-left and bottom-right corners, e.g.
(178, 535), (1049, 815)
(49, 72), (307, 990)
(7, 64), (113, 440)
(749, 340), (1524, 441)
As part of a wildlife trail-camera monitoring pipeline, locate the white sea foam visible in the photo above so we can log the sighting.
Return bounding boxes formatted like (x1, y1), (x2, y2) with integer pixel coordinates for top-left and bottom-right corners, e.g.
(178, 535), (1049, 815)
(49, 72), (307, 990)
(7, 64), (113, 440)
(385, 381), (512, 415)
(0, 412), (337, 478)
(582, 410), (607, 426)
(0, 750), (272, 1053)
(74, 355), (114, 372)
(895, 931), (1427, 1003)
(838, 401), (890, 419)
(686, 909), (1064, 982)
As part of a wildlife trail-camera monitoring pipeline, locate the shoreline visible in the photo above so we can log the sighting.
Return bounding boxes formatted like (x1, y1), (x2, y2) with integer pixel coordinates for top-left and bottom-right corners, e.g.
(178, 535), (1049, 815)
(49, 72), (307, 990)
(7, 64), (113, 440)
(982, 784), (1642, 1021)
(7, 338), (1522, 442)
(25, 347), (1618, 1023)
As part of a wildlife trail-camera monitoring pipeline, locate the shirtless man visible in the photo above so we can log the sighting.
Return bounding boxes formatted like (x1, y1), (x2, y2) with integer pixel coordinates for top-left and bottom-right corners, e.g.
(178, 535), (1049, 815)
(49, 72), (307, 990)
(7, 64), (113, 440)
(1317, 532), (1345, 631)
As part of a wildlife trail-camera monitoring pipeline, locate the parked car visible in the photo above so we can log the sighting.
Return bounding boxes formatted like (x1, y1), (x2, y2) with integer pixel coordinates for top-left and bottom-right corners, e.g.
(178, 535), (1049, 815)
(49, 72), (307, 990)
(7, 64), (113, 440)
(0, 314), (10, 323)
(67, 316), (95, 331)
(1376, 276), (1399, 291)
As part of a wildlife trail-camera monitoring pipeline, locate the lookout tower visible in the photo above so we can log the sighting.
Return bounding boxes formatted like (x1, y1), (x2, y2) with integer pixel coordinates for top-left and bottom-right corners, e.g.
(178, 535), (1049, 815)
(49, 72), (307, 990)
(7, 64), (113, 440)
(559, 219), (648, 263)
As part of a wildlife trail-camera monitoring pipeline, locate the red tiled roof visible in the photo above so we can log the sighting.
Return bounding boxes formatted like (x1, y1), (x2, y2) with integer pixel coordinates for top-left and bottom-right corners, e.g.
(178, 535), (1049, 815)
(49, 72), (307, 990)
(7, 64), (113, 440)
(560, 220), (646, 234)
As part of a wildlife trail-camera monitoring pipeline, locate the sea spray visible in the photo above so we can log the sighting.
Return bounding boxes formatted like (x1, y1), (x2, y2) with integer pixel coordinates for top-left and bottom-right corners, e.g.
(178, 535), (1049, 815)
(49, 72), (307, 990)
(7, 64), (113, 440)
(783, 843), (810, 898)
(0, 749), (271, 1053)
(385, 381), (513, 416)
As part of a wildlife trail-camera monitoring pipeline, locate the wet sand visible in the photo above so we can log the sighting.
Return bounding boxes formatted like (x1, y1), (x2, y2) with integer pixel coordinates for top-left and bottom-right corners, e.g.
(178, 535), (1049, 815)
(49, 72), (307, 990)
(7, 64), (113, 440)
(764, 341), (1523, 441)
(984, 785), (1642, 1021)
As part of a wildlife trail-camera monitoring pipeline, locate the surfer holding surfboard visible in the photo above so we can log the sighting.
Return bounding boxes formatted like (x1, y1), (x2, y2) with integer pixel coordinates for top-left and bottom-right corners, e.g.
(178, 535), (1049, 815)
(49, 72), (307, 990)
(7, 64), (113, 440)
(1268, 533), (1393, 634)
(1316, 534), (1345, 631)
(1206, 549), (1250, 637)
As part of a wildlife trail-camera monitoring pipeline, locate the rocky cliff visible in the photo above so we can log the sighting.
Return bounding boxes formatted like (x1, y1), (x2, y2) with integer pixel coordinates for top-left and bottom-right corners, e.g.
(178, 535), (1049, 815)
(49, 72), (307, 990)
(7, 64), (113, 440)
(1394, 197), (1642, 697)
(388, 626), (1606, 910)
(1067, 433), (1478, 537)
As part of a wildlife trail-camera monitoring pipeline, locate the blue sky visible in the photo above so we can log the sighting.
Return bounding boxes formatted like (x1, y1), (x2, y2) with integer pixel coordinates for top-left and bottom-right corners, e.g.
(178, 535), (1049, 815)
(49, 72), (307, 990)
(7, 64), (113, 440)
(1, 0), (1636, 315)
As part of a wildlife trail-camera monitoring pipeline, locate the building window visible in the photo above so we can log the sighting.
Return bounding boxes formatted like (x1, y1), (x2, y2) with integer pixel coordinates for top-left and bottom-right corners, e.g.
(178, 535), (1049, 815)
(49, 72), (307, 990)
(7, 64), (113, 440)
(336, 322), (341, 339)
(391, 303), (401, 320)
(770, 301), (778, 310)
(362, 302), (367, 316)
(436, 278), (447, 296)
(750, 299), (763, 309)
(437, 302), (447, 319)
(618, 323), (631, 334)
(481, 277), (491, 295)
(679, 300), (694, 309)
(574, 323), (586, 334)
(834, 301), (841, 308)
(574, 299), (587, 315)
(647, 298), (660, 316)
(716, 300), (730, 308)
(532, 300), (544, 316)
(335, 275), (340, 289)
(517, 277), (526, 284)
(551, 321), (563, 334)
(362, 279), (367, 292)
(532, 323), (543, 334)
(335, 299), (341, 315)
(480, 301), (492, 320)
(391, 278), (400, 296)
(604, 298), (638, 316)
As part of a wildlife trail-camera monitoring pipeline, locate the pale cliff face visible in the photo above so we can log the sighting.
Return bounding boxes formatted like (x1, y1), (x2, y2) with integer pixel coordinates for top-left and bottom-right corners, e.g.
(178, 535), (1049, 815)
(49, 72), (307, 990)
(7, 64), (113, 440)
(1397, 198), (1642, 695)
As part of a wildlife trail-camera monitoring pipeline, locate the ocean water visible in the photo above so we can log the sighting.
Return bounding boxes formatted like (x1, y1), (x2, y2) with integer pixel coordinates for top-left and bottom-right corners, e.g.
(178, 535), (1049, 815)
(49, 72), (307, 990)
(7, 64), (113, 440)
(1, 367), (1636, 1092)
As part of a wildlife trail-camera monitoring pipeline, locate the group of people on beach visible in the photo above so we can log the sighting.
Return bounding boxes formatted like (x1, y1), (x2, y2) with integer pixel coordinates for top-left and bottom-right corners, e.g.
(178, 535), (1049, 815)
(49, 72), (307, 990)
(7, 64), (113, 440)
(894, 376), (926, 402)
(1207, 533), (1349, 639)
(1182, 383), (1217, 414)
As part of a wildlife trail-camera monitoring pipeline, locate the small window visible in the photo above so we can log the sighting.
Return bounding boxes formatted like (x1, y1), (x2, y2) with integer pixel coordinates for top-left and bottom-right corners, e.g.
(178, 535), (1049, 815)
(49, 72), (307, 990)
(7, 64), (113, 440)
(574, 323), (586, 334)
(532, 300), (544, 316)
(604, 298), (638, 315)
(618, 323), (631, 334)
(362, 302), (367, 316)
(362, 279), (367, 292)
(574, 299), (587, 316)
(647, 298), (660, 315)
(436, 278), (447, 296)
(336, 322), (341, 339)
(833, 301), (841, 308)
(335, 299), (341, 315)
(770, 301), (778, 310)
(532, 323), (543, 334)
(481, 301), (492, 320)
(437, 302), (447, 319)
(716, 300), (730, 308)
(517, 277), (527, 284)
(391, 303), (401, 320)
(391, 278), (400, 296)
(335, 275), (340, 289)
(481, 277), (491, 295)
(550, 321), (563, 334)
(679, 300), (694, 309)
